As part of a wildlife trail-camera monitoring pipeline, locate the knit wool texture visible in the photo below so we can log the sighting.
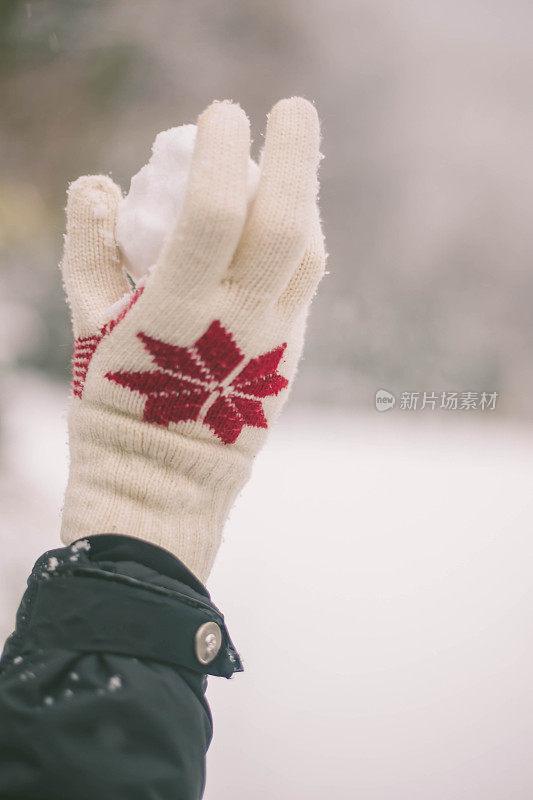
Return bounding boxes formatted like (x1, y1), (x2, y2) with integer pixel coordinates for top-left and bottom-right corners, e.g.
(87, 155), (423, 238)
(60, 98), (325, 583)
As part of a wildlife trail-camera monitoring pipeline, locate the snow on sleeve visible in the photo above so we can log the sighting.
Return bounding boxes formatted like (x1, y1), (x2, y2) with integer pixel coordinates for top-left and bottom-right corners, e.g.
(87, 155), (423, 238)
(116, 124), (260, 283)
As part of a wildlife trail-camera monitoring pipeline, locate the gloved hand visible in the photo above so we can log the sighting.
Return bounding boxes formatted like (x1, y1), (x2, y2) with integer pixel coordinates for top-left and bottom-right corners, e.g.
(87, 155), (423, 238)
(60, 97), (325, 583)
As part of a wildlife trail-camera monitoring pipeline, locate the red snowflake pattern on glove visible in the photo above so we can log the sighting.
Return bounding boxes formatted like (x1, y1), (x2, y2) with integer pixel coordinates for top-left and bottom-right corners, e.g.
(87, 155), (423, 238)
(104, 320), (288, 444)
(71, 287), (145, 398)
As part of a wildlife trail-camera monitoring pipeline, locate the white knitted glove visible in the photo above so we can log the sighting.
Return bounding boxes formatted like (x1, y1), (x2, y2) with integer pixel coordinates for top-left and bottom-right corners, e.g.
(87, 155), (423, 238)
(60, 97), (325, 583)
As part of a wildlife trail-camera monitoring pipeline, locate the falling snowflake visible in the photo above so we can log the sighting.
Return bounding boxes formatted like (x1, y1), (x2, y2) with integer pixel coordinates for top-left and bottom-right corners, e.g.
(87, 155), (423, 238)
(108, 675), (122, 691)
(105, 320), (288, 444)
(71, 539), (91, 553)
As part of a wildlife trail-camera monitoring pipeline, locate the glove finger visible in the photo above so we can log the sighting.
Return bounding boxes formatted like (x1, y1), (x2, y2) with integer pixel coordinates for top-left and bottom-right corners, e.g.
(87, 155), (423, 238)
(150, 100), (250, 300)
(61, 175), (130, 337)
(277, 204), (326, 315)
(225, 97), (320, 303)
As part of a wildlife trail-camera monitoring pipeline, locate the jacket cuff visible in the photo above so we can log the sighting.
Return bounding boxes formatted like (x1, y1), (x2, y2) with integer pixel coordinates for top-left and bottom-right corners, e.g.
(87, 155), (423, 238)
(1, 534), (243, 679)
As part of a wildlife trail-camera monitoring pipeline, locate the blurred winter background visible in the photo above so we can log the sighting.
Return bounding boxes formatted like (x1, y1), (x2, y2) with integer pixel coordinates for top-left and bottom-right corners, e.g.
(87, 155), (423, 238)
(1, 0), (533, 797)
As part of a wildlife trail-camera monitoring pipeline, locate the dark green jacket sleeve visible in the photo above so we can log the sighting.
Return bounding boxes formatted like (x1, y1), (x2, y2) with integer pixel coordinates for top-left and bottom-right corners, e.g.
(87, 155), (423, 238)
(0, 535), (243, 800)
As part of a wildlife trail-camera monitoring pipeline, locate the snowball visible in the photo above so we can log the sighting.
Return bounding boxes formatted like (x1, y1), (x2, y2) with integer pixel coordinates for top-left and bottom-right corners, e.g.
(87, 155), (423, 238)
(116, 125), (260, 282)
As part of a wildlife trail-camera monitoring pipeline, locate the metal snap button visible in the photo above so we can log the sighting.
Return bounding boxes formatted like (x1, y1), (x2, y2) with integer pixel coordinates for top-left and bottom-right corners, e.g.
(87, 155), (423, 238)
(194, 621), (222, 665)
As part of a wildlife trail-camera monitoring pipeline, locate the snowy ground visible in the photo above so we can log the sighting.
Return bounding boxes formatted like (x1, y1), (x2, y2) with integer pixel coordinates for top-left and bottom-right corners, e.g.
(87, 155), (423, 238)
(1, 372), (533, 799)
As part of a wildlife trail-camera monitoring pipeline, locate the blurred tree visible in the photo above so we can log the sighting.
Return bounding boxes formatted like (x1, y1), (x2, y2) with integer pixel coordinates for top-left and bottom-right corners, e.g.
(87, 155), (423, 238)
(1, 0), (533, 415)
